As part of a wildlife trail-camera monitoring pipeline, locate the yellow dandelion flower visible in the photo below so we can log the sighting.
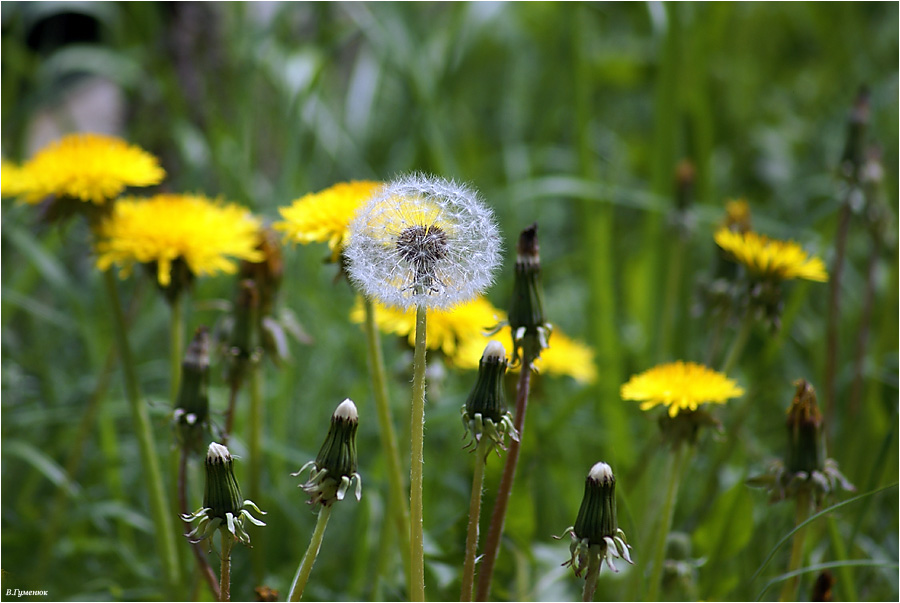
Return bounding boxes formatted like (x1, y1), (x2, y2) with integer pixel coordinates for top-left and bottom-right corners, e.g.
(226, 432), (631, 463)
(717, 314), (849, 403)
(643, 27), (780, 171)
(1, 159), (30, 198)
(95, 194), (264, 287)
(350, 295), (502, 358)
(621, 361), (744, 418)
(15, 133), (164, 204)
(353, 295), (598, 384)
(714, 228), (828, 283)
(722, 199), (752, 233)
(275, 181), (382, 258)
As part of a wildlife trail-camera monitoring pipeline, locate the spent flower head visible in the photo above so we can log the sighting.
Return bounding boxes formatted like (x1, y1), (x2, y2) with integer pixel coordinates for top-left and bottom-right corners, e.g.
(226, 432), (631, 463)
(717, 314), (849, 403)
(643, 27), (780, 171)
(182, 442), (266, 546)
(748, 380), (854, 505)
(344, 173), (502, 310)
(508, 223), (551, 364)
(293, 399), (362, 508)
(461, 341), (519, 451)
(557, 462), (633, 577)
(95, 193), (263, 298)
(7, 133), (165, 206)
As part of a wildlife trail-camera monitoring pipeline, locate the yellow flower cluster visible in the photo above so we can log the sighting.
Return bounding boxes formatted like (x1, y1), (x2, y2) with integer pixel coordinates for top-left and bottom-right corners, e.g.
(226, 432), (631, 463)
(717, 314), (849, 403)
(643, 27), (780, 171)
(95, 194), (263, 286)
(714, 228), (828, 283)
(275, 181), (382, 259)
(3, 133), (165, 204)
(351, 296), (597, 384)
(620, 361), (744, 417)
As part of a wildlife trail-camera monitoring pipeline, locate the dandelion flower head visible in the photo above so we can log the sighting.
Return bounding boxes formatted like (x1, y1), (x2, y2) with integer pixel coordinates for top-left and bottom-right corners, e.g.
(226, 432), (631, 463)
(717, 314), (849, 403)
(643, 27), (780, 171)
(621, 361), (744, 418)
(345, 174), (502, 310)
(715, 228), (827, 283)
(12, 133), (164, 204)
(95, 193), (263, 287)
(1, 159), (30, 198)
(275, 181), (382, 258)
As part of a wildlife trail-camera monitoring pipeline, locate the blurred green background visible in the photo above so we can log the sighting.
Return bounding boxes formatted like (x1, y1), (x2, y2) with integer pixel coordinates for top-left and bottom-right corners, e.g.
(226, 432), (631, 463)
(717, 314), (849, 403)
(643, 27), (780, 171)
(1, 2), (897, 601)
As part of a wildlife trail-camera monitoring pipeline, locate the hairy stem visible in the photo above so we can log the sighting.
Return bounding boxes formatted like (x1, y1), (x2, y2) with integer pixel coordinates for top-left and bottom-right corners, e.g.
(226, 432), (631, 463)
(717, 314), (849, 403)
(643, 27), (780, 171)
(460, 439), (490, 602)
(475, 354), (533, 601)
(409, 303), (428, 601)
(220, 530), (235, 602)
(288, 505), (334, 602)
(582, 550), (602, 602)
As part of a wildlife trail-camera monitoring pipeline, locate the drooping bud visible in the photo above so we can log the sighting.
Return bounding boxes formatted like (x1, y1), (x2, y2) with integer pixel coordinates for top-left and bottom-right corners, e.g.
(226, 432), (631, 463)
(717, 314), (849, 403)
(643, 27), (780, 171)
(293, 399), (362, 508)
(785, 380), (826, 475)
(239, 227), (284, 319)
(508, 223), (550, 363)
(461, 341), (518, 451)
(174, 326), (211, 452)
(557, 462), (633, 577)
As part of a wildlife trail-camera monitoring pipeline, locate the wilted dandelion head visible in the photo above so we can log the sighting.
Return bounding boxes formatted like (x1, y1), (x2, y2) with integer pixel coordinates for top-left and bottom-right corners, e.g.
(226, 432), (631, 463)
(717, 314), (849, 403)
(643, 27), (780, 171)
(344, 174), (501, 310)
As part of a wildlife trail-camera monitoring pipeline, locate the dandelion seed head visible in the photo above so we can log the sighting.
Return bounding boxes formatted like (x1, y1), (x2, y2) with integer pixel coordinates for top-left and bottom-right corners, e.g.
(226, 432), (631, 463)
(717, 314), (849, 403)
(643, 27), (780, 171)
(345, 173), (502, 310)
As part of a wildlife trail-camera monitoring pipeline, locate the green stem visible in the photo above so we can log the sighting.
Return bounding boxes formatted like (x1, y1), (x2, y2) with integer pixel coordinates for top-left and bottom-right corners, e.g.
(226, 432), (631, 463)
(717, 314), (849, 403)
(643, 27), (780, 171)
(102, 270), (182, 597)
(582, 550), (602, 602)
(658, 235), (686, 361)
(170, 292), (185, 404)
(825, 200), (853, 427)
(475, 354), (533, 601)
(779, 490), (811, 602)
(460, 439), (490, 602)
(364, 298), (412, 583)
(409, 303), (428, 602)
(248, 357), (265, 583)
(288, 505), (334, 602)
(220, 530), (235, 602)
(720, 310), (754, 376)
(647, 442), (689, 602)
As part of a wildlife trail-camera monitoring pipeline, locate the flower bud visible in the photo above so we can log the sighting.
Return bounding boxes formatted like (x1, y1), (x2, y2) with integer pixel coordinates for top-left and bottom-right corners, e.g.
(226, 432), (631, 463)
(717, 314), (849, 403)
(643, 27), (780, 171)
(293, 399), (362, 507)
(785, 380), (826, 475)
(840, 86), (869, 182)
(557, 462), (633, 577)
(174, 327), (211, 451)
(508, 223), (550, 362)
(461, 341), (518, 450)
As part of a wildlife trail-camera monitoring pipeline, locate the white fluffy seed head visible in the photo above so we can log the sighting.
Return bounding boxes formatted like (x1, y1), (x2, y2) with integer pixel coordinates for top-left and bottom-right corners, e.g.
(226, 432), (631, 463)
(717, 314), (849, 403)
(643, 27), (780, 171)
(482, 340), (507, 363)
(207, 442), (232, 463)
(333, 398), (358, 422)
(345, 173), (502, 310)
(588, 461), (614, 484)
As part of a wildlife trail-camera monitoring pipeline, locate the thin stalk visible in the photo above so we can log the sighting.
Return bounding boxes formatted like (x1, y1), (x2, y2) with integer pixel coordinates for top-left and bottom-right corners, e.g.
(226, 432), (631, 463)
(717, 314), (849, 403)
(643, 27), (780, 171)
(582, 549), (602, 602)
(849, 235), (880, 414)
(288, 505), (335, 602)
(178, 447), (221, 599)
(409, 303), (428, 602)
(102, 269), (182, 596)
(720, 311), (754, 376)
(658, 234), (687, 361)
(220, 530), (235, 602)
(460, 438), (491, 602)
(223, 382), (241, 446)
(825, 200), (853, 427)
(647, 442), (689, 602)
(364, 298), (412, 582)
(248, 357), (265, 583)
(826, 515), (858, 603)
(475, 354), (533, 601)
(170, 292), (185, 404)
(778, 490), (811, 602)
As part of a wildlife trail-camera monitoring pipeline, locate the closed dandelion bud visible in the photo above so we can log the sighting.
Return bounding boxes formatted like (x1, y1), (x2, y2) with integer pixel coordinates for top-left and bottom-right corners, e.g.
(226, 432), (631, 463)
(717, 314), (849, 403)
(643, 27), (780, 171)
(174, 326), (211, 451)
(461, 341), (518, 450)
(508, 223), (550, 362)
(230, 279), (260, 361)
(557, 462), (633, 577)
(183, 442), (266, 546)
(293, 399), (362, 508)
(786, 380), (826, 475)
(239, 227), (283, 319)
(840, 86), (869, 182)
(205, 442), (244, 519)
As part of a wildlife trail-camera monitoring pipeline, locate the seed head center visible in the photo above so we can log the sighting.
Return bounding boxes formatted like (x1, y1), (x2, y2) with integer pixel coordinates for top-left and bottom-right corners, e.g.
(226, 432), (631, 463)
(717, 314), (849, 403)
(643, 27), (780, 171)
(397, 225), (449, 266)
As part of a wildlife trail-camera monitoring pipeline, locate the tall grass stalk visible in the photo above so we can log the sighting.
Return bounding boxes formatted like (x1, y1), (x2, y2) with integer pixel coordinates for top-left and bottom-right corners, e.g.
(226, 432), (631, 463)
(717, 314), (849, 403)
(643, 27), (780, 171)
(647, 442), (691, 602)
(248, 357), (265, 582)
(363, 297), (412, 583)
(102, 269), (182, 597)
(778, 490), (811, 602)
(409, 303), (428, 601)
